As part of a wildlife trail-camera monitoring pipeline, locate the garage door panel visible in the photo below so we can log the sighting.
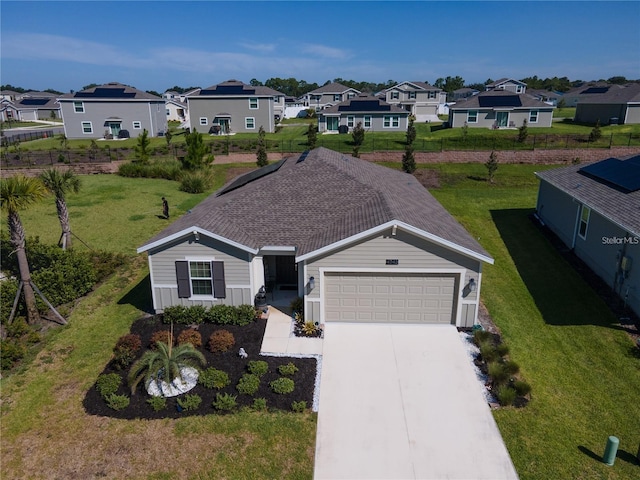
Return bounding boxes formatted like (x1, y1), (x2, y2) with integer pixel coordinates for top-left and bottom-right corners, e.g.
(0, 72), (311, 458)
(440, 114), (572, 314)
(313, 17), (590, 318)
(325, 273), (457, 324)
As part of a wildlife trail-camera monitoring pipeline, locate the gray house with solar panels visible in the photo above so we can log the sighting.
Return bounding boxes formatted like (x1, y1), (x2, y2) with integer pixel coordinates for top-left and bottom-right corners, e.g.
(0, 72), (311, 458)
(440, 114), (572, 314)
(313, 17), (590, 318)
(57, 82), (166, 139)
(300, 82), (361, 111)
(14, 95), (60, 121)
(574, 83), (640, 125)
(449, 90), (554, 128)
(317, 94), (409, 133)
(138, 147), (493, 328)
(187, 80), (285, 134)
(536, 155), (640, 317)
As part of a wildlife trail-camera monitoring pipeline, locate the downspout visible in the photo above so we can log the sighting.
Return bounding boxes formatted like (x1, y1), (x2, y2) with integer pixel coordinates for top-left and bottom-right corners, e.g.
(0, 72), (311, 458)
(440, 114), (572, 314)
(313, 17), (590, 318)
(571, 201), (582, 249)
(147, 102), (155, 137)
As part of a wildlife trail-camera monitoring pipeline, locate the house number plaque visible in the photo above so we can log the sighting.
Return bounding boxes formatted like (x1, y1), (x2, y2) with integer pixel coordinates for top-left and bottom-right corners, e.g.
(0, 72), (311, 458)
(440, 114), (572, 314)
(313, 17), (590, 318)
(385, 259), (399, 265)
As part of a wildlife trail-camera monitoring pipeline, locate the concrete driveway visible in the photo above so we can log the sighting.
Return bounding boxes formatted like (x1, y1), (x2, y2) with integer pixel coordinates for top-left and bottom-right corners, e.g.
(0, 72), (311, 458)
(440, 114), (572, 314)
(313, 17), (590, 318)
(314, 323), (519, 480)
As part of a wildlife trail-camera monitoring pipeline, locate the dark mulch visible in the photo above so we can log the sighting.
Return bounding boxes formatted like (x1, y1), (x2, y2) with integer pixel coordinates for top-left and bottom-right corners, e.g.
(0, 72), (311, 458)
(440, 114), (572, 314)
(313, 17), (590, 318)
(83, 316), (317, 419)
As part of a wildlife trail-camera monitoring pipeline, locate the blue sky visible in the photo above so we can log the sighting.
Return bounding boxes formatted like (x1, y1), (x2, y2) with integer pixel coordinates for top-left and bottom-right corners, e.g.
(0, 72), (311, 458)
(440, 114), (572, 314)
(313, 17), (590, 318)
(1, 1), (639, 93)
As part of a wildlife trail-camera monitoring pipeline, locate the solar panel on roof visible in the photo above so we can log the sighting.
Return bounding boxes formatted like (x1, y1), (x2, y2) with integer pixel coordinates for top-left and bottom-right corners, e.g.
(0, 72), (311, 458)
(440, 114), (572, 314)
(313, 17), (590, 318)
(201, 85), (254, 95)
(579, 158), (640, 192)
(478, 95), (522, 108)
(216, 158), (286, 196)
(20, 98), (50, 106)
(582, 87), (609, 94)
(75, 88), (136, 98)
(338, 100), (390, 112)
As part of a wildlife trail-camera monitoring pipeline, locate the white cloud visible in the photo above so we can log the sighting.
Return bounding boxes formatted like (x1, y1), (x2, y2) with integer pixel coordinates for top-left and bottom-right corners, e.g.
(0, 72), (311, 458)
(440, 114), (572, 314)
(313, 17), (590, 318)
(300, 43), (350, 60)
(238, 42), (276, 53)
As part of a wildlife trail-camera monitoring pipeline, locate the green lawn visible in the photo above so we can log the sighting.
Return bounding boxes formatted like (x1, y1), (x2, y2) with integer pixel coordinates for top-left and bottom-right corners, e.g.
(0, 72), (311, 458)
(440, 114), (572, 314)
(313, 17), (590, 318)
(1, 163), (639, 479)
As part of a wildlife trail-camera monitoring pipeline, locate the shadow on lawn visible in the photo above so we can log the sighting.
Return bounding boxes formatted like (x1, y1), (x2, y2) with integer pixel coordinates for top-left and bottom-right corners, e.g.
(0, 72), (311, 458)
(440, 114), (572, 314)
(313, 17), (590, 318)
(491, 208), (621, 328)
(118, 274), (153, 313)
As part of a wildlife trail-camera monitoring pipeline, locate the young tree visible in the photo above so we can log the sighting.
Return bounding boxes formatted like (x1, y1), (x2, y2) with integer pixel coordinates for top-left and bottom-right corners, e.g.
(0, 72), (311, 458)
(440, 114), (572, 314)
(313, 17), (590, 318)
(181, 129), (210, 170)
(486, 150), (499, 184)
(256, 126), (268, 167)
(134, 129), (151, 164)
(39, 169), (81, 250)
(406, 116), (417, 145)
(164, 129), (173, 146)
(352, 121), (365, 148)
(307, 123), (318, 149)
(589, 120), (602, 142)
(0, 175), (48, 324)
(402, 144), (416, 174)
(461, 121), (469, 141)
(517, 119), (529, 143)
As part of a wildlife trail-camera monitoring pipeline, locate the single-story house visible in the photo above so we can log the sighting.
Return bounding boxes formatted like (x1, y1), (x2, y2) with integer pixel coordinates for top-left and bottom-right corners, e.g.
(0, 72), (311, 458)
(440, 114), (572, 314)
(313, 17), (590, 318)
(0, 99), (19, 122)
(138, 147), (494, 327)
(187, 80), (285, 134)
(486, 78), (527, 94)
(14, 96), (61, 121)
(574, 83), (640, 125)
(317, 94), (410, 132)
(448, 90), (554, 128)
(535, 155), (640, 317)
(57, 82), (167, 139)
(562, 82), (613, 108)
(300, 82), (361, 111)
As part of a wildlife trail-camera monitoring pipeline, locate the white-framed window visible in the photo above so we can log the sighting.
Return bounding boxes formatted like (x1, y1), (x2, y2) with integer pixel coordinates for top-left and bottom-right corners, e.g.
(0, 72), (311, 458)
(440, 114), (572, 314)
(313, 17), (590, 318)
(249, 98), (258, 109)
(81, 121), (93, 134)
(189, 261), (214, 295)
(364, 115), (372, 128)
(428, 91), (437, 99)
(391, 91), (399, 100)
(578, 205), (590, 239)
(333, 94), (341, 102)
(383, 116), (399, 128)
(347, 115), (355, 128)
(408, 91), (416, 99)
(467, 110), (478, 123)
(347, 92), (356, 99)
(199, 117), (208, 126)
(73, 101), (84, 113)
(516, 85), (524, 93)
(529, 110), (539, 123)
(245, 117), (255, 129)
(132, 121), (142, 129)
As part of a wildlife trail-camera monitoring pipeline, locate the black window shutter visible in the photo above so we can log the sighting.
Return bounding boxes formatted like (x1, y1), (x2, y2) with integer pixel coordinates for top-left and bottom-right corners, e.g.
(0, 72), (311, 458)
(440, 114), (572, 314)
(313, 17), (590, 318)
(212, 261), (226, 298)
(175, 261), (191, 298)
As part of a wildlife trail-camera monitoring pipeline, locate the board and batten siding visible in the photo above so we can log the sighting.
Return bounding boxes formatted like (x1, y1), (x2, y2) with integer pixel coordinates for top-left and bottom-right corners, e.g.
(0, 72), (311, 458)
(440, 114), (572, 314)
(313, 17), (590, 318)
(148, 236), (252, 312)
(304, 229), (482, 326)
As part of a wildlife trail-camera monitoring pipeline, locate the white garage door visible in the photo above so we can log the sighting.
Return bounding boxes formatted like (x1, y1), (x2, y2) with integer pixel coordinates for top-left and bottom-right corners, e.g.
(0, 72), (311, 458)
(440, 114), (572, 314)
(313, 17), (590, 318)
(324, 273), (457, 324)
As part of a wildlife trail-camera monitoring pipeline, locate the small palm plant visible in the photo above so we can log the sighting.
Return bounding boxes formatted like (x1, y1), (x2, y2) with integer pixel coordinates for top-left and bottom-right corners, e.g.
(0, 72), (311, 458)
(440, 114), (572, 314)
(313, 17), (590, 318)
(39, 168), (81, 249)
(128, 337), (206, 395)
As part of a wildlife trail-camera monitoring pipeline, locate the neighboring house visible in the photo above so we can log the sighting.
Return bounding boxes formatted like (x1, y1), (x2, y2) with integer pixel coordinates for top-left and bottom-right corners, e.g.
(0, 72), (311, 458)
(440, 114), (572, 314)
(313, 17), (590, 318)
(138, 147), (494, 327)
(486, 78), (527, 94)
(301, 82), (361, 111)
(187, 80), (285, 134)
(452, 88), (479, 101)
(317, 94), (410, 133)
(14, 96), (61, 121)
(0, 90), (20, 102)
(527, 89), (563, 106)
(165, 98), (188, 123)
(0, 99), (19, 122)
(562, 82), (611, 107)
(574, 83), (640, 125)
(448, 90), (555, 128)
(535, 155), (640, 318)
(57, 82), (166, 139)
(382, 81), (446, 122)
(163, 90), (180, 100)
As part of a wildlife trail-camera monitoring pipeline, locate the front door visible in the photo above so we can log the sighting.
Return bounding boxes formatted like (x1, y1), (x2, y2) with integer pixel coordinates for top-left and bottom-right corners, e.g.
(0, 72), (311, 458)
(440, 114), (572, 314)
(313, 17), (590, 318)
(326, 117), (339, 132)
(218, 119), (230, 134)
(496, 112), (509, 128)
(109, 122), (121, 137)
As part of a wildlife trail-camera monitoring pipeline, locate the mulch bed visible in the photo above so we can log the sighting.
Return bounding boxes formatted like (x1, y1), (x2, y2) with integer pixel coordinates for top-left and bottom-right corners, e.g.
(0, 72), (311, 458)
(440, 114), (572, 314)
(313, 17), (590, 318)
(83, 316), (317, 419)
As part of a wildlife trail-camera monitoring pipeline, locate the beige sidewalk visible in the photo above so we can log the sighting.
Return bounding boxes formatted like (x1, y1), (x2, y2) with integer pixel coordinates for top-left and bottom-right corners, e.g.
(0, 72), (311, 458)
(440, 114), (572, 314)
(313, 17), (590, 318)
(260, 307), (323, 356)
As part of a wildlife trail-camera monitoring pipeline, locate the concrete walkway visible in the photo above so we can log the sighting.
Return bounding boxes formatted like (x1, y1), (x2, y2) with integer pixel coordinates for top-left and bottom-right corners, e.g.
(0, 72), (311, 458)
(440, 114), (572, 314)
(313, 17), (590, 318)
(259, 307), (323, 356)
(314, 323), (519, 480)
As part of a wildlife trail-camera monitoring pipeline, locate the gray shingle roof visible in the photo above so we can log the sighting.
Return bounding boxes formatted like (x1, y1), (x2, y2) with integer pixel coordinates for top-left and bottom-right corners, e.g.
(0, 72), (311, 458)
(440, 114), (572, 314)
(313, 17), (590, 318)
(58, 82), (162, 100)
(449, 90), (553, 110)
(536, 155), (640, 236)
(320, 95), (409, 115)
(387, 81), (441, 92)
(575, 83), (640, 104)
(197, 80), (284, 97)
(140, 148), (492, 262)
(308, 82), (360, 95)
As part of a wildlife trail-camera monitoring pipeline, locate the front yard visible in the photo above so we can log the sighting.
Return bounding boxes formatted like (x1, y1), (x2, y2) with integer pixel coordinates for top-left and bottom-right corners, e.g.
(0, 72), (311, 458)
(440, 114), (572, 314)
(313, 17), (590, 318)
(1, 162), (638, 479)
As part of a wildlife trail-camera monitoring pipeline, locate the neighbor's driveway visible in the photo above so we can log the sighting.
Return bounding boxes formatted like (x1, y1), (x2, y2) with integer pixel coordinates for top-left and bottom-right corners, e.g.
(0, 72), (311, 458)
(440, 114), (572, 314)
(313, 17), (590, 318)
(314, 323), (519, 480)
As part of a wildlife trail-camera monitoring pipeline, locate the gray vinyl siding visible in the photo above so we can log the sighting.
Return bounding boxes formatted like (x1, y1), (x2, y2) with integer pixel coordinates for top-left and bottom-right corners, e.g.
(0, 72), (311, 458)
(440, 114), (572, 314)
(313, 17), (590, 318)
(625, 104), (640, 124)
(575, 103), (630, 125)
(59, 99), (166, 139)
(461, 303), (477, 328)
(188, 96), (275, 133)
(536, 180), (580, 247)
(148, 236), (251, 311)
(318, 113), (408, 132)
(450, 108), (553, 128)
(306, 300), (321, 324)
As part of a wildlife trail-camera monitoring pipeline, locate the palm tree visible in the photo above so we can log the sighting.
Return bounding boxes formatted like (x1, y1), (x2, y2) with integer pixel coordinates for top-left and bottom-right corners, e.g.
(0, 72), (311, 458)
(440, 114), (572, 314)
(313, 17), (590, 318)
(0, 175), (48, 324)
(128, 340), (206, 395)
(39, 169), (81, 249)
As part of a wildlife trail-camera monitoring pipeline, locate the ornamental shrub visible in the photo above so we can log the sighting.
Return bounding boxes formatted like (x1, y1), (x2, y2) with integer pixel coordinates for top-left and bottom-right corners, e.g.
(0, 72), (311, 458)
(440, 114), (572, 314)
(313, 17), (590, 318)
(488, 362), (510, 386)
(209, 329), (235, 353)
(495, 343), (510, 357)
(150, 330), (173, 348)
(179, 171), (209, 194)
(504, 360), (520, 376)
(278, 362), (298, 376)
(206, 304), (238, 325)
(177, 329), (202, 348)
(105, 393), (130, 411)
(270, 377), (295, 395)
(247, 360), (269, 376)
(163, 305), (206, 325)
(291, 401), (307, 413)
(495, 385), (517, 407)
(236, 373), (260, 395)
(479, 341), (499, 363)
(147, 396), (167, 412)
(96, 373), (122, 398)
(113, 333), (142, 370)
(198, 367), (230, 389)
(472, 329), (492, 347)
(212, 392), (237, 411)
(177, 393), (202, 411)
(236, 304), (257, 326)
(0, 339), (27, 370)
(513, 380), (532, 397)
(252, 397), (268, 411)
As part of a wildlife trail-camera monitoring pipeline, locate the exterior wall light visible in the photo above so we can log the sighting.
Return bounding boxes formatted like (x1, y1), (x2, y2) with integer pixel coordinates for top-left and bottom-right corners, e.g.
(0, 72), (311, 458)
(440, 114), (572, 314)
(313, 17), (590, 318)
(468, 278), (477, 292)
(309, 276), (315, 290)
